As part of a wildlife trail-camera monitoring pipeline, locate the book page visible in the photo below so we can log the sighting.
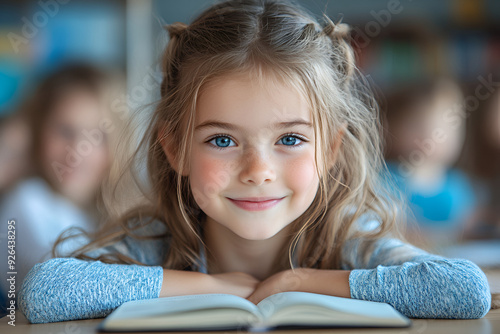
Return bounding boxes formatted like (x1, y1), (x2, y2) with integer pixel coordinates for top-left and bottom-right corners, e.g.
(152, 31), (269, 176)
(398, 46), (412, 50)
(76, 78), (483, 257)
(256, 292), (410, 327)
(104, 308), (259, 331)
(109, 293), (262, 320)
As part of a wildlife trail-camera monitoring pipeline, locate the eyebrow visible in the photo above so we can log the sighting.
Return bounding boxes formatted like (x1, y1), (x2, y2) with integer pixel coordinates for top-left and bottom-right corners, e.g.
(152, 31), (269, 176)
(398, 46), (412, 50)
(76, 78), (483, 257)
(194, 119), (313, 132)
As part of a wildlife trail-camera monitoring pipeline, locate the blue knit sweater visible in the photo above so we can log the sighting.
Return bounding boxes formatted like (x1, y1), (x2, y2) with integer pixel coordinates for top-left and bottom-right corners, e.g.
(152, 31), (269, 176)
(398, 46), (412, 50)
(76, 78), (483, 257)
(18, 219), (491, 323)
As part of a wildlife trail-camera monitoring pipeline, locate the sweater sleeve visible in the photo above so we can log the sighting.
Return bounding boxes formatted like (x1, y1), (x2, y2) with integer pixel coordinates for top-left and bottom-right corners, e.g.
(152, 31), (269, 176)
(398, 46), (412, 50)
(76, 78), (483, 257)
(18, 220), (169, 324)
(342, 236), (492, 319)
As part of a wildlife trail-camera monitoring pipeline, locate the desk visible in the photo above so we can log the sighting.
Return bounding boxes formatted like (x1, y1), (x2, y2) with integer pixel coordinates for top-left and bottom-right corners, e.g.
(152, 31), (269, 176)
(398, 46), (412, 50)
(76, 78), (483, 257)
(0, 310), (499, 334)
(485, 269), (500, 309)
(2, 270), (500, 334)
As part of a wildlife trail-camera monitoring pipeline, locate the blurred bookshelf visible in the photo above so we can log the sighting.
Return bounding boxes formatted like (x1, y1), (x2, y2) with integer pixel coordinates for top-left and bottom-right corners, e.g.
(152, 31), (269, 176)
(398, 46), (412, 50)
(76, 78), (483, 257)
(151, 0), (500, 89)
(1, 0), (499, 115)
(340, 0), (500, 89)
(0, 0), (126, 117)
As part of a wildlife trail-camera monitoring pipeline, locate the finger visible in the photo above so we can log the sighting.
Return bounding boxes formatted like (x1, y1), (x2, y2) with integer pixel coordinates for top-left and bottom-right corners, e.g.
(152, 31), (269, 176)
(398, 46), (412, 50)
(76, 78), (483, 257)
(248, 290), (264, 305)
(246, 293), (257, 305)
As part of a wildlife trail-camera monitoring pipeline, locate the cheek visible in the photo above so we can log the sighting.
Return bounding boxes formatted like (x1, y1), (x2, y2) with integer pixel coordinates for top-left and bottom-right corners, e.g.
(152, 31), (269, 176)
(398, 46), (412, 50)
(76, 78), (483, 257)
(284, 152), (318, 195)
(85, 146), (110, 173)
(190, 153), (233, 209)
(41, 130), (67, 165)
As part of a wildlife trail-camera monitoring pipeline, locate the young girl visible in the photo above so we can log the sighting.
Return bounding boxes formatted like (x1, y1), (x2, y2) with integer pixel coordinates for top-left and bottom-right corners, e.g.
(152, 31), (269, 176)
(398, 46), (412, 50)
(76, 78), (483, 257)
(19, 0), (491, 324)
(461, 83), (500, 239)
(1, 64), (125, 308)
(382, 79), (477, 251)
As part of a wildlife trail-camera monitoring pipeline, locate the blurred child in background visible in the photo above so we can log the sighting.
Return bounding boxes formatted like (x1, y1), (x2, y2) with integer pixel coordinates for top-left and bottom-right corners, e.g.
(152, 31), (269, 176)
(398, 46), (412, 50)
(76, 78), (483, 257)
(0, 115), (31, 197)
(0, 114), (32, 318)
(462, 83), (500, 240)
(382, 78), (477, 252)
(0, 64), (126, 302)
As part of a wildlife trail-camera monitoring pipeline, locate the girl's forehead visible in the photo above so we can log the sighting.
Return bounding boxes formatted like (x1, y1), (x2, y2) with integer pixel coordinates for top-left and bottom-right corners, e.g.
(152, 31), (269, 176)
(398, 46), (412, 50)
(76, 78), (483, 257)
(49, 90), (103, 125)
(195, 72), (314, 132)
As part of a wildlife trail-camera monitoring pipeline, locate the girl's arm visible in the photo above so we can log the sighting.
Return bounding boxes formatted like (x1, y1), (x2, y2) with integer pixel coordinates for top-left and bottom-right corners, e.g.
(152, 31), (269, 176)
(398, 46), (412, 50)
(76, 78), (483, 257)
(342, 236), (492, 319)
(0, 178), (93, 299)
(18, 220), (209, 324)
(18, 257), (164, 323)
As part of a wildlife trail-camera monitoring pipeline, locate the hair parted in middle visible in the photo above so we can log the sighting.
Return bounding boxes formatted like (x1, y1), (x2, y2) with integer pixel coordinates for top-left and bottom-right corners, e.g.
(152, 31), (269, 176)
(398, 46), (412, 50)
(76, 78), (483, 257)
(65, 0), (404, 272)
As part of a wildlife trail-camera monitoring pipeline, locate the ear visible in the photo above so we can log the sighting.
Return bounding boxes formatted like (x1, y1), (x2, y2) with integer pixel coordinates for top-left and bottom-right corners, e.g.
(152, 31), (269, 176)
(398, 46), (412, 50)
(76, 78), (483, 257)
(326, 123), (347, 171)
(158, 125), (189, 176)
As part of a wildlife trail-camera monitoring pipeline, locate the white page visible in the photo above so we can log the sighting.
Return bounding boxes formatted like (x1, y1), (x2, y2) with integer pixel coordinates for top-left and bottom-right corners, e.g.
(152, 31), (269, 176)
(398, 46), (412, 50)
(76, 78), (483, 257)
(257, 291), (410, 324)
(107, 293), (261, 320)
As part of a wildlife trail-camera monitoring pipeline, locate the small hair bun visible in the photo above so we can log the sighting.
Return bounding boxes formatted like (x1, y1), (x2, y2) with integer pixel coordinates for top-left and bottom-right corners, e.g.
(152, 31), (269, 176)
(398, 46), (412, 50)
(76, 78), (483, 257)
(321, 15), (355, 86)
(322, 19), (350, 40)
(165, 22), (189, 39)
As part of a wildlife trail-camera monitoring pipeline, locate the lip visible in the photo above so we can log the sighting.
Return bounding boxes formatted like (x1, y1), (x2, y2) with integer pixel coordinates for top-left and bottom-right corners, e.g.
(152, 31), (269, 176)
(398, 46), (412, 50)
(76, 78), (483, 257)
(227, 196), (285, 211)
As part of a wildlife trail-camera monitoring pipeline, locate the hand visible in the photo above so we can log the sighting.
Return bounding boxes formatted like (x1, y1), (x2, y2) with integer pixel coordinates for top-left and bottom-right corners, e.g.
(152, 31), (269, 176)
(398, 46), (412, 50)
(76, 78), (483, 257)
(208, 271), (261, 299)
(246, 268), (313, 305)
(246, 268), (351, 304)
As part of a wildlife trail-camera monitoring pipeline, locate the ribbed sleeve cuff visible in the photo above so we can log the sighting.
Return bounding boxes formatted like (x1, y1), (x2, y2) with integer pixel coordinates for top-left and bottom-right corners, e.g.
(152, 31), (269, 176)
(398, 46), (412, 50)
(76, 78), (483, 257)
(349, 268), (389, 302)
(19, 258), (163, 323)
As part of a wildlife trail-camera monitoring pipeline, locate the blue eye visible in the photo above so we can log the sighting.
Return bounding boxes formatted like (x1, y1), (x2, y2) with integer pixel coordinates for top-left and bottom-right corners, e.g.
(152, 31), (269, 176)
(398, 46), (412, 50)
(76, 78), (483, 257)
(278, 135), (303, 146)
(206, 133), (307, 150)
(208, 135), (235, 148)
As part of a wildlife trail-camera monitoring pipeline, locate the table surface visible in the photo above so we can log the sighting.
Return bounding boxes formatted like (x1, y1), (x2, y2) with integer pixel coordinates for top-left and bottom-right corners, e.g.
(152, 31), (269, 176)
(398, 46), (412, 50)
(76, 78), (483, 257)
(1, 270), (499, 334)
(1, 309), (499, 334)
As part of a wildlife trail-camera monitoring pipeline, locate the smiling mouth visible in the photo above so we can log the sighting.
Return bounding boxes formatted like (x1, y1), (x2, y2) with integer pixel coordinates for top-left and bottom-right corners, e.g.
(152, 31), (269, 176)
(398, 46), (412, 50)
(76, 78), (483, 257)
(227, 197), (285, 211)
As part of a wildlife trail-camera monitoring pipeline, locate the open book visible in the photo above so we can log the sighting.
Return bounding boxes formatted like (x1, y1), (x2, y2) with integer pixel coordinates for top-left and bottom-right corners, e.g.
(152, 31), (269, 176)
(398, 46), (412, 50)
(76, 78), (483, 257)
(98, 291), (411, 332)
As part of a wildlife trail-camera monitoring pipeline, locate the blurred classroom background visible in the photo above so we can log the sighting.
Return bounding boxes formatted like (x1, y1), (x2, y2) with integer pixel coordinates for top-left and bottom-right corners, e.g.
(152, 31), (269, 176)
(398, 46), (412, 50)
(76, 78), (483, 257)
(1, 0), (500, 316)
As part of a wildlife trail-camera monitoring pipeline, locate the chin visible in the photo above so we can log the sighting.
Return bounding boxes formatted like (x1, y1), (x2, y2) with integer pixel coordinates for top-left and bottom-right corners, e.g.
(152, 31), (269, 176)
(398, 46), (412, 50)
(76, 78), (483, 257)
(231, 224), (284, 241)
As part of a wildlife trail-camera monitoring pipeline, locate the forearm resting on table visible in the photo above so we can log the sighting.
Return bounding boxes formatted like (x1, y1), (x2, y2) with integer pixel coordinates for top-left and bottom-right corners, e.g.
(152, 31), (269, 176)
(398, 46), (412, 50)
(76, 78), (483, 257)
(160, 269), (212, 297)
(159, 268), (351, 299)
(292, 268), (351, 298)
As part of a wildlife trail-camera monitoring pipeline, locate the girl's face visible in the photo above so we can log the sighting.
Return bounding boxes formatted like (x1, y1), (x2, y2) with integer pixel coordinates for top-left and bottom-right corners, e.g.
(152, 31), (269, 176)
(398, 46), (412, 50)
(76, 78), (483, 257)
(40, 90), (110, 206)
(189, 72), (320, 241)
(392, 95), (465, 167)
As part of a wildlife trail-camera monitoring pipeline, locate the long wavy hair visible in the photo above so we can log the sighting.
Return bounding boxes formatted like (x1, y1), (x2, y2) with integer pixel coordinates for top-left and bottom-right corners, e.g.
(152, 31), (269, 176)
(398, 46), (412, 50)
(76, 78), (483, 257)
(56, 0), (405, 272)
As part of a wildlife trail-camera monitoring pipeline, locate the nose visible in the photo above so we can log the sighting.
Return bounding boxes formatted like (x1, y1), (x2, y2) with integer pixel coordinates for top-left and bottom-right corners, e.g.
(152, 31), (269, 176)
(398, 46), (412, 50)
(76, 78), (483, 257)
(239, 149), (276, 186)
